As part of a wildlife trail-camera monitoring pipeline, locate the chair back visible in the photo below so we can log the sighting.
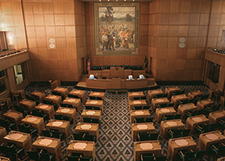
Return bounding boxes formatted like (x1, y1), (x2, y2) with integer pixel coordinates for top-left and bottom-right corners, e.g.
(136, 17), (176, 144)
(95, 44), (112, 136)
(41, 130), (51, 137)
(27, 151), (40, 161)
(67, 156), (79, 161)
(195, 150), (206, 160)
(73, 133), (83, 140)
(149, 133), (158, 140)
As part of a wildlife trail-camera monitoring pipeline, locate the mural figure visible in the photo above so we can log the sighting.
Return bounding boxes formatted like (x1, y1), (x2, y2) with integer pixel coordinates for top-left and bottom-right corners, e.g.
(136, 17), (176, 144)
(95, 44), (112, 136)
(98, 6), (136, 52)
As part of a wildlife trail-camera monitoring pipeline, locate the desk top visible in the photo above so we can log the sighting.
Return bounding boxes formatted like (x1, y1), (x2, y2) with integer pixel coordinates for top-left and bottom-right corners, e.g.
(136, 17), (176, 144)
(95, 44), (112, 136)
(3, 110), (23, 119)
(33, 136), (61, 148)
(132, 123), (155, 131)
(85, 100), (103, 106)
(36, 103), (53, 111)
(67, 140), (95, 152)
(128, 92), (145, 97)
(152, 97), (169, 104)
(45, 95), (61, 101)
(19, 99), (35, 106)
(56, 107), (76, 115)
(89, 92), (105, 97)
(22, 115), (44, 124)
(75, 123), (99, 132)
(198, 98), (214, 105)
(81, 110), (101, 117)
(129, 100), (147, 106)
(169, 136), (196, 148)
(70, 90), (85, 95)
(134, 140), (161, 152)
(156, 107), (176, 114)
(53, 87), (68, 93)
(161, 119), (184, 128)
(130, 110), (150, 116)
(30, 91), (45, 96)
(165, 87), (180, 93)
(46, 120), (70, 129)
(4, 131), (31, 143)
(63, 97), (80, 104)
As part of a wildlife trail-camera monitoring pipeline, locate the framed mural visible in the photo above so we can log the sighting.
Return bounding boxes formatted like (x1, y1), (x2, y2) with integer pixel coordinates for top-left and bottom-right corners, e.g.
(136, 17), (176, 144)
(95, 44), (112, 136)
(94, 3), (140, 55)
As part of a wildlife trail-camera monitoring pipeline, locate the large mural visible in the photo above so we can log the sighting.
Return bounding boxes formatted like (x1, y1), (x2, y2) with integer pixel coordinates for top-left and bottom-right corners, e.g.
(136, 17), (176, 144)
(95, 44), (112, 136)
(94, 3), (140, 55)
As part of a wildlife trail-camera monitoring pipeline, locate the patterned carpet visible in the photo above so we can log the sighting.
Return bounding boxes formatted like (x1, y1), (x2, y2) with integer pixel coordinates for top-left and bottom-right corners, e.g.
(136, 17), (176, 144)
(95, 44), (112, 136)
(11, 84), (224, 161)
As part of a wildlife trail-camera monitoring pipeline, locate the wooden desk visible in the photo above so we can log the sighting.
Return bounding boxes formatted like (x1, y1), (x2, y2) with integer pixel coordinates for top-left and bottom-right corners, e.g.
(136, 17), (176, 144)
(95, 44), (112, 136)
(12, 90), (25, 100)
(131, 123), (155, 141)
(186, 115), (209, 134)
(32, 137), (62, 158)
(69, 90), (86, 103)
(217, 157), (225, 161)
(0, 156), (10, 161)
(168, 136), (197, 160)
(89, 92), (105, 101)
(148, 89), (164, 102)
(134, 140), (162, 161)
(63, 97), (81, 112)
(177, 103), (197, 120)
(188, 90), (203, 99)
(171, 94), (188, 109)
(75, 123), (99, 141)
(160, 119), (184, 139)
(208, 110), (225, 124)
(130, 110), (150, 124)
(165, 86), (180, 98)
(53, 87), (68, 97)
(86, 78), (155, 90)
(56, 107), (76, 123)
(45, 95), (62, 106)
(4, 131), (32, 152)
(128, 92), (145, 101)
(151, 97), (170, 112)
(197, 98), (214, 110)
(81, 110), (102, 122)
(50, 79), (61, 89)
(0, 126), (7, 144)
(19, 99), (36, 110)
(35, 103), (54, 119)
(198, 131), (225, 151)
(3, 110), (23, 123)
(46, 120), (71, 138)
(85, 100), (104, 112)
(129, 100), (147, 111)
(155, 107), (176, 123)
(67, 141), (95, 160)
(30, 91), (45, 101)
(21, 115), (45, 134)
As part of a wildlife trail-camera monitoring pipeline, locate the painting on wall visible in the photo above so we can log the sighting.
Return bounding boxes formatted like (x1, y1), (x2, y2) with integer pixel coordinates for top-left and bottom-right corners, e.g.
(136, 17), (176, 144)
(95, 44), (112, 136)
(94, 3), (140, 55)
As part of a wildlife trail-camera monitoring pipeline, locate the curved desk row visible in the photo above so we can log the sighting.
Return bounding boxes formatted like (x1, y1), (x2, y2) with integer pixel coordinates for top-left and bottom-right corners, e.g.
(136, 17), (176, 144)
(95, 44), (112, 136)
(86, 78), (156, 89)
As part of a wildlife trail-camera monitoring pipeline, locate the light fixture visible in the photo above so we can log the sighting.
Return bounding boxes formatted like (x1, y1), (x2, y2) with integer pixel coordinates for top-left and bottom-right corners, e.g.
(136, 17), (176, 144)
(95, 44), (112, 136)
(99, 0), (101, 2)
(108, 0), (110, 1)
(124, 0), (126, 1)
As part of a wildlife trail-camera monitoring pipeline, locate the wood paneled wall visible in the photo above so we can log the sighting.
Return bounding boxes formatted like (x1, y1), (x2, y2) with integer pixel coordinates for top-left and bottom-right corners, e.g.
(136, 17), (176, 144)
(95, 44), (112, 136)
(22, 0), (86, 81)
(207, 0), (225, 48)
(0, 0), (27, 50)
(85, 2), (147, 67)
(148, 0), (211, 81)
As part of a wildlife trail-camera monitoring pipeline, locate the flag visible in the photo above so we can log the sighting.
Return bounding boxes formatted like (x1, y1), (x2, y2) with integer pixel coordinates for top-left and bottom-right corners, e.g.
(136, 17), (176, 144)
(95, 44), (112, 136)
(144, 56), (148, 70)
(87, 55), (90, 72)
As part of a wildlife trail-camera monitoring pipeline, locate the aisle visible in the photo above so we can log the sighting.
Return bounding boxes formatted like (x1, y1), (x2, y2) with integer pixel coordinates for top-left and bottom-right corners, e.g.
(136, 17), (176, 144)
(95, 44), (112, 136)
(95, 92), (133, 161)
